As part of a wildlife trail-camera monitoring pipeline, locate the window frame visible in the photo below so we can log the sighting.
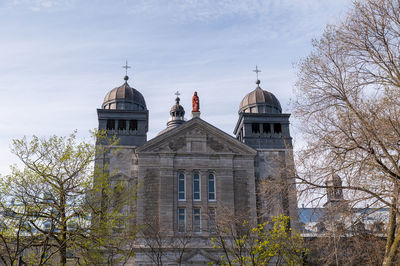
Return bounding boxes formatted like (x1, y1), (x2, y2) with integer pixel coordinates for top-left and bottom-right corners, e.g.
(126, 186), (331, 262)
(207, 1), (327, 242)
(274, 123), (282, 134)
(193, 208), (201, 233)
(129, 120), (138, 131)
(208, 208), (216, 233)
(178, 173), (186, 201)
(208, 173), (216, 201)
(252, 123), (260, 133)
(192, 172), (201, 201)
(106, 119), (115, 130)
(262, 123), (271, 134)
(118, 120), (126, 130)
(178, 208), (186, 232)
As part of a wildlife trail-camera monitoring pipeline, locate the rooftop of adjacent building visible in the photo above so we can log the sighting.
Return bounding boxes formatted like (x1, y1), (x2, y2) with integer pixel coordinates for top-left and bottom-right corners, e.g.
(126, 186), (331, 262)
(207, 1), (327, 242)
(298, 206), (389, 236)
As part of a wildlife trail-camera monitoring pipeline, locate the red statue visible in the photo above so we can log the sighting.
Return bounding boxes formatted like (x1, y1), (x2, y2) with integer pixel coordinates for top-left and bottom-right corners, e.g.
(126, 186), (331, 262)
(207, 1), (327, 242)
(192, 91), (200, 112)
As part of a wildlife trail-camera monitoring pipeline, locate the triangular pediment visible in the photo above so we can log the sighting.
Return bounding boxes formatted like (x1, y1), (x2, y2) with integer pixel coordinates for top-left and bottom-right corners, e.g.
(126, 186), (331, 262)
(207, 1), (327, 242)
(182, 249), (219, 263)
(136, 118), (256, 155)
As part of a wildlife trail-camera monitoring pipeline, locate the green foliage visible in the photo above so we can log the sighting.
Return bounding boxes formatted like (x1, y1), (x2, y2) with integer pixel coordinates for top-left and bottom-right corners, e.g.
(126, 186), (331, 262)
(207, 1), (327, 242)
(0, 131), (135, 265)
(211, 215), (307, 266)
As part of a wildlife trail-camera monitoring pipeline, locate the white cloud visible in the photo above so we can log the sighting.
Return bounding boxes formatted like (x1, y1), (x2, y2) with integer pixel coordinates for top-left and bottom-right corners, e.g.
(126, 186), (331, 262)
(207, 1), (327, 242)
(123, 0), (350, 24)
(0, 0), (353, 178)
(5, 0), (75, 11)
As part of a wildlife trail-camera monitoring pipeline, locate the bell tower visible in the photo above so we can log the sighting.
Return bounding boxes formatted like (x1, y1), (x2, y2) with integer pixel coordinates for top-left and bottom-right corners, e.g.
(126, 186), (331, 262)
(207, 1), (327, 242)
(324, 174), (347, 208)
(233, 82), (292, 149)
(234, 67), (298, 229)
(97, 63), (148, 147)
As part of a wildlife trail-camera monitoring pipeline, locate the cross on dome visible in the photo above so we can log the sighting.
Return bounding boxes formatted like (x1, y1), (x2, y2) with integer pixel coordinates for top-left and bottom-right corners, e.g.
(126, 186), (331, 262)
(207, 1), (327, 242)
(175, 91), (181, 104)
(122, 60), (131, 78)
(253, 65), (261, 80)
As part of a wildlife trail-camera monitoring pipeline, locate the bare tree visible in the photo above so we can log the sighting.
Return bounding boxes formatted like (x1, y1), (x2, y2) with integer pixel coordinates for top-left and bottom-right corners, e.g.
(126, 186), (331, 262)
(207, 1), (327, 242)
(294, 0), (400, 264)
(304, 204), (389, 265)
(138, 217), (192, 266)
(138, 220), (169, 266)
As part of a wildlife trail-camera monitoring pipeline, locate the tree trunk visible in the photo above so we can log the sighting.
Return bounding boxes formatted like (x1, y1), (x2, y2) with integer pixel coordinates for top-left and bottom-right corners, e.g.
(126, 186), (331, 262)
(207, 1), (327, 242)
(59, 191), (67, 266)
(383, 196), (398, 266)
(383, 229), (400, 266)
(60, 235), (67, 266)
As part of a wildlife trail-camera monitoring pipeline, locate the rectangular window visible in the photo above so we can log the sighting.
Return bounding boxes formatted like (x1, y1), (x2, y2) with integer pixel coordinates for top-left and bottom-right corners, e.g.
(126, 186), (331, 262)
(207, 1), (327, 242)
(193, 173), (201, 201)
(263, 123), (271, 134)
(208, 208), (216, 233)
(106, 119), (115, 130)
(129, 120), (138, 131)
(274, 123), (282, 134)
(193, 208), (201, 233)
(178, 173), (185, 201)
(208, 173), (216, 201)
(118, 120), (126, 130)
(252, 123), (260, 133)
(178, 208), (186, 232)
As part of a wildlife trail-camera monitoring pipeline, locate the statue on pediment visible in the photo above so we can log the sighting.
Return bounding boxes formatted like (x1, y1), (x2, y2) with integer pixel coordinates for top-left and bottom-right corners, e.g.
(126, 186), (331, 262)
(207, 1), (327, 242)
(192, 91), (200, 112)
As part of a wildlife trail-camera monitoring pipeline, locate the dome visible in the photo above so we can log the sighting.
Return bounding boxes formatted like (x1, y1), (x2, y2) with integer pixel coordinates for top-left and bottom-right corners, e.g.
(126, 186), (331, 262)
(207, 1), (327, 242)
(158, 95), (186, 135)
(170, 97), (185, 117)
(102, 76), (147, 111)
(239, 80), (282, 114)
(326, 174), (342, 185)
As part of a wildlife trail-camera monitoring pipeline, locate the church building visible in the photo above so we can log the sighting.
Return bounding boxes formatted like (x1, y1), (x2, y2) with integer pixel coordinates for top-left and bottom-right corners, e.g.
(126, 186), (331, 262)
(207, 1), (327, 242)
(96, 66), (299, 265)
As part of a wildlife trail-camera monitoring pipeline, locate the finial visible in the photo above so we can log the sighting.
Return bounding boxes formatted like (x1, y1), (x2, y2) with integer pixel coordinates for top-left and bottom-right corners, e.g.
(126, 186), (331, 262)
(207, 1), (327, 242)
(175, 91), (180, 104)
(253, 65), (261, 82)
(122, 60), (131, 81)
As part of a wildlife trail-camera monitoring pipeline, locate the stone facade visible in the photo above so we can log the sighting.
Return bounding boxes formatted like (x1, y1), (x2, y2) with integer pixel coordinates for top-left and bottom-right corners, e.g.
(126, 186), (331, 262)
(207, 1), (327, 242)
(95, 75), (299, 265)
(136, 118), (258, 232)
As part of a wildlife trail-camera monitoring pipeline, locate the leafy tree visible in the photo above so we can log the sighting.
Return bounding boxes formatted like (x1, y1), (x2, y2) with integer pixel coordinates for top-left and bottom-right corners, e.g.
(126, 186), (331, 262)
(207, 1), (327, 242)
(211, 215), (306, 265)
(0, 131), (134, 265)
(294, 0), (400, 264)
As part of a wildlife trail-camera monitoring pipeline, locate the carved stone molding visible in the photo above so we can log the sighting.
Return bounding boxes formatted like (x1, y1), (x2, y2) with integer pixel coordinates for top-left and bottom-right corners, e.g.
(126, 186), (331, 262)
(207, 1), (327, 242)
(168, 136), (186, 151)
(207, 137), (224, 152)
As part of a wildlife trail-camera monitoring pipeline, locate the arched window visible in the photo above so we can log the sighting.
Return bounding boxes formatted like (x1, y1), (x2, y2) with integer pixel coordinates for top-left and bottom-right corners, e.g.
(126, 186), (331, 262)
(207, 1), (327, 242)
(208, 173), (216, 201)
(193, 173), (201, 201)
(178, 173), (185, 201)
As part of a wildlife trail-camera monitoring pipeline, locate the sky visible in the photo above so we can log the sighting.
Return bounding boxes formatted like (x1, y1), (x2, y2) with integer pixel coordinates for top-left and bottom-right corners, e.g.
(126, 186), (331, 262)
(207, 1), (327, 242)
(0, 0), (351, 175)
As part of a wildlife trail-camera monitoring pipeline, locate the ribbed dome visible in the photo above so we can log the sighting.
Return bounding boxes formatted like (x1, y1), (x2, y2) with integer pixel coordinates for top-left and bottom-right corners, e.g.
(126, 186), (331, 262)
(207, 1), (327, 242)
(158, 96), (186, 136)
(239, 80), (281, 114)
(326, 174), (342, 185)
(170, 97), (185, 117)
(102, 76), (147, 111)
